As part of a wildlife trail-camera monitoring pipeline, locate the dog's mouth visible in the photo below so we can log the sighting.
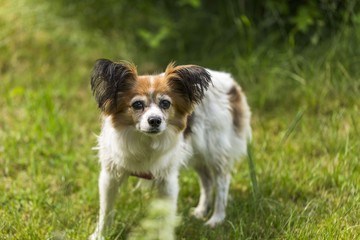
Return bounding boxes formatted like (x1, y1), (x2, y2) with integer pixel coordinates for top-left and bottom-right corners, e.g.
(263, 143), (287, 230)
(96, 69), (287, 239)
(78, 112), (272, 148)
(143, 128), (161, 135)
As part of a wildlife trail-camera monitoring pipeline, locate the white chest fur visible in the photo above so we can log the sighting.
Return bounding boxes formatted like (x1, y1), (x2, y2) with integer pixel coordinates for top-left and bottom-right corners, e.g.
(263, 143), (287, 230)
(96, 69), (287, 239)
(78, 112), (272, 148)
(97, 117), (188, 178)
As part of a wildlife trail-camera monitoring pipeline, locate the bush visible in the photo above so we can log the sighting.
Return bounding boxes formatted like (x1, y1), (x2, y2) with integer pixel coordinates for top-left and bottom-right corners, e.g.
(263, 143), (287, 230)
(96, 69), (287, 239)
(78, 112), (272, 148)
(45, 0), (359, 68)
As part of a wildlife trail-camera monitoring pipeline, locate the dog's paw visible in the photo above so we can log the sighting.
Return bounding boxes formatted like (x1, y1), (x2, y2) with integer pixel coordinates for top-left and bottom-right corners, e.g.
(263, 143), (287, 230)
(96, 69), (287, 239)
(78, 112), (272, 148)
(89, 232), (105, 240)
(204, 214), (225, 228)
(191, 206), (208, 219)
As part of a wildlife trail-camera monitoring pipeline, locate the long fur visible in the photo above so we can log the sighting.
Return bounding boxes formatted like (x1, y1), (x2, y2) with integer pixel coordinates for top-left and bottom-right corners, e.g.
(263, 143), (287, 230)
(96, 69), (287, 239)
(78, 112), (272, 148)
(89, 59), (251, 240)
(91, 59), (137, 114)
(166, 63), (212, 105)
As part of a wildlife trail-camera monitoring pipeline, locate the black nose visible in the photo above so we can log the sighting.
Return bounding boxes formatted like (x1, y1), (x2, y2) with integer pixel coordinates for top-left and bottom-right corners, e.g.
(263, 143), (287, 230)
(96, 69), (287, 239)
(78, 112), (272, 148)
(148, 116), (162, 127)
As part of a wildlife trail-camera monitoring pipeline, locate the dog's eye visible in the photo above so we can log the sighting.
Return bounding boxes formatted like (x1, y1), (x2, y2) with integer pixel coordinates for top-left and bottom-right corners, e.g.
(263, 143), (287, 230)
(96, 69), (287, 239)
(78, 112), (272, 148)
(132, 101), (144, 110)
(159, 100), (171, 109)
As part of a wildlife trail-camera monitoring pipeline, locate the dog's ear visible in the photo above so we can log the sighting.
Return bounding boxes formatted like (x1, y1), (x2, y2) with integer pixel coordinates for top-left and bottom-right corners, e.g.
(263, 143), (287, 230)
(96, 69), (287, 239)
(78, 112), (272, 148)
(91, 59), (137, 114)
(165, 63), (212, 112)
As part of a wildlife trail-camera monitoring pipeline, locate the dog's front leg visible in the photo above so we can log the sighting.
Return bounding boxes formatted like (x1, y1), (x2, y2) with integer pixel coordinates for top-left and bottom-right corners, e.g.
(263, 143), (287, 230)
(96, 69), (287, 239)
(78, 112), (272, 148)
(156, 173), (179, 214)
(90, 169), (128, 240)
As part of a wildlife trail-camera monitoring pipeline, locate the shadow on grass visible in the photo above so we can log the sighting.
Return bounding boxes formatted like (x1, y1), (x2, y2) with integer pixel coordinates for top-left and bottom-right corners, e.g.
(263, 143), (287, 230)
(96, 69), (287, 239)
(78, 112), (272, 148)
(176, 173), (320, 240)
(103, 169), (320, 240)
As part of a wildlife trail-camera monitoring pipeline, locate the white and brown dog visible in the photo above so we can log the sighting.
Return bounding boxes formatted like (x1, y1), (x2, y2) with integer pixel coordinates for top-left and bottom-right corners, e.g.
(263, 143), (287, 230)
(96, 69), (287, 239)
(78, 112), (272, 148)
(90, 59), (251, 239)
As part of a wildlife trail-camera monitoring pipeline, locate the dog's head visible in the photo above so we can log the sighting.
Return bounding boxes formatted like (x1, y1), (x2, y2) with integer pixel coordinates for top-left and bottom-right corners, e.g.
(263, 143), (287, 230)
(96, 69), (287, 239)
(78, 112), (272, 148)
(91, 59), (211, 135)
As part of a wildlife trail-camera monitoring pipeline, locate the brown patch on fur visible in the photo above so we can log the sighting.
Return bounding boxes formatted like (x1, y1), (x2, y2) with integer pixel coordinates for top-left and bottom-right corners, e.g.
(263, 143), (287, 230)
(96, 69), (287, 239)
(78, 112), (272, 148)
(183, 113), (194, 138)
(111, 110), (134, 129)
(228, 85), (246, 133)
(168, 113), (188, 132)
(153, 76), (171, 94)
(134, 76), (151, 95)
(134, 76), (170, 97)
(167, 92), (192, 115)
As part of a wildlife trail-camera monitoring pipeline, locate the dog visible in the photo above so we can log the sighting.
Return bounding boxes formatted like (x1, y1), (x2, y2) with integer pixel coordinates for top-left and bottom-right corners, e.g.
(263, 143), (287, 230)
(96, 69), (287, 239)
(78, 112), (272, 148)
(89, 59), (251, 239)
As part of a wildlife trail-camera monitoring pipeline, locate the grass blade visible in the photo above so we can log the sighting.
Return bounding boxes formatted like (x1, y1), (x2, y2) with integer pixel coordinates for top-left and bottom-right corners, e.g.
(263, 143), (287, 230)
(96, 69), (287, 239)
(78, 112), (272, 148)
(281, 109), (305, 144)
(247, 143), (259, 199)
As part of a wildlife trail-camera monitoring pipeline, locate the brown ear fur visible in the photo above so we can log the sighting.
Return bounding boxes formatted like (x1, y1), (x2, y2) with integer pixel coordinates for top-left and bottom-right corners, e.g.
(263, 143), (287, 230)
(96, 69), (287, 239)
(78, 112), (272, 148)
(90, 59), (137, 114)
(165, 63), (212, 113)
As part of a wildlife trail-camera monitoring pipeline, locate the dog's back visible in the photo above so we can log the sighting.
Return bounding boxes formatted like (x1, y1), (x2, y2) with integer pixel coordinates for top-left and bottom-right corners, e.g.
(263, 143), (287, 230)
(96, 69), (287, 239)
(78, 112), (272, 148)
(190, 69), (251, 156)
(185, 69), (251, 226)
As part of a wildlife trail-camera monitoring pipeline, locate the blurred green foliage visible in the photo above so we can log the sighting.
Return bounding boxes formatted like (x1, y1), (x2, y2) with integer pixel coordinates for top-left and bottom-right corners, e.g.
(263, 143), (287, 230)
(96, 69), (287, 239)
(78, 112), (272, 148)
(1, 0), (359, 113)
(1, 0), (359, 115)
(2, 0), (359, 74)
(47, 0), (359, 67)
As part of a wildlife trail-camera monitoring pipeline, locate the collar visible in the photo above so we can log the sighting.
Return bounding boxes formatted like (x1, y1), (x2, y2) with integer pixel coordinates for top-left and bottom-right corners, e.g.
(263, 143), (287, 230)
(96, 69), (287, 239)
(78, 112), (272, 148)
(130, 172), (154, 180)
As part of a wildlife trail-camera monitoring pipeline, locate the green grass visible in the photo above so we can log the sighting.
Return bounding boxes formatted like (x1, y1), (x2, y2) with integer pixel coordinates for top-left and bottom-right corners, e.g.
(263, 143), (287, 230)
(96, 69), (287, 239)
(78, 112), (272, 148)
(1, 1), (359, 239)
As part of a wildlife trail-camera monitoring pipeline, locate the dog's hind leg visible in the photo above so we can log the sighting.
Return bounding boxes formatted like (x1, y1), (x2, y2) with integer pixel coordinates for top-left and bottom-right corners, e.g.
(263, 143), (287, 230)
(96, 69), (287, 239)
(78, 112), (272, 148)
(192, 164), (213, 219)
(205, 169), (231, 227)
